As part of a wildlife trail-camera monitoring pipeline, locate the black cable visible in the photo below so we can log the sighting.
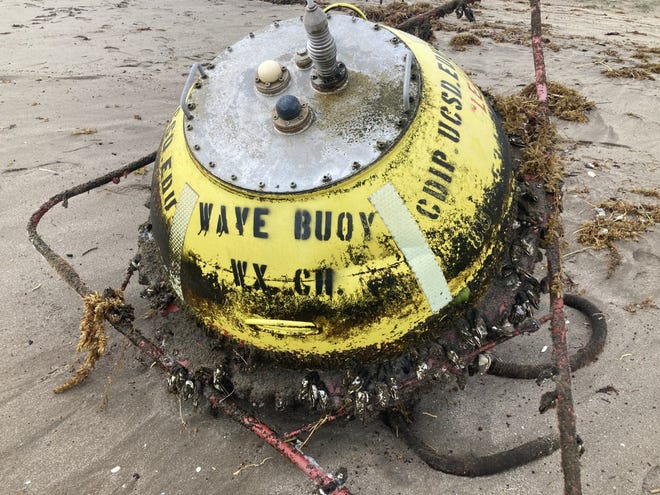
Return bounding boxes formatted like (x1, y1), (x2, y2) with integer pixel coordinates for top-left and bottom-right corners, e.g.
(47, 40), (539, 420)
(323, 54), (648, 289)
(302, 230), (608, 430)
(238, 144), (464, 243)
(488, 294), (607, 380)
(384, 294), (606, 476)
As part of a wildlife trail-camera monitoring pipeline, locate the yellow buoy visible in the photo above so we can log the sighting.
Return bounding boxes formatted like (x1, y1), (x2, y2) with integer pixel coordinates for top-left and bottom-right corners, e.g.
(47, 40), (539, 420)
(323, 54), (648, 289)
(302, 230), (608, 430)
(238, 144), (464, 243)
(150, 3), (514, 367)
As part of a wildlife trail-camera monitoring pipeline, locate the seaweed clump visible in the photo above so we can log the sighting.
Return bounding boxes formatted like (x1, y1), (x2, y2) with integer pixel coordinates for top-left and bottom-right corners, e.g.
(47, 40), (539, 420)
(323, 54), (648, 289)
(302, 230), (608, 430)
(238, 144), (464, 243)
(520, 81), (595, 122)
(601, 45), (660, 80)
(631, 188), (660, 200)
(362, 0), (479, 41)
(449, 32), (481, 50)
(363, 2), (436, 41)
(630, 46), (660, 62)
(602, 66), (655, 80)
(490, 81), (594, 193)
(576, 201), (660, 276)
(54, 289), (128, 393)
(362, 2), (434, 25)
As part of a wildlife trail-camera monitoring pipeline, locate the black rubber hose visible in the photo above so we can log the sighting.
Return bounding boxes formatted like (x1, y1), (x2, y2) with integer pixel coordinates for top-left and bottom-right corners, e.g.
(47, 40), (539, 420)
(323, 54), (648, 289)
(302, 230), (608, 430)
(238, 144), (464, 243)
(384, 408), (559, 477)
(488, 294), (607, 380)
(384, 294), (606, 477)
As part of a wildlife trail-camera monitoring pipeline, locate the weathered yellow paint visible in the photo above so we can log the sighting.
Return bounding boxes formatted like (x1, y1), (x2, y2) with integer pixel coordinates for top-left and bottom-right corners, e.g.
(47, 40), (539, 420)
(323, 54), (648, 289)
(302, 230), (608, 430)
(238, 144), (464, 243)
(150, 26), (513, 364)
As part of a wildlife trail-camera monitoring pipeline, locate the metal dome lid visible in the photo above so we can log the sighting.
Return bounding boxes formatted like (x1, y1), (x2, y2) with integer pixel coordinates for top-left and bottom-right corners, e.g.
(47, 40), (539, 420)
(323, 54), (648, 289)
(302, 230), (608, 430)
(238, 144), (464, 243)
(182, 9), (421, 194)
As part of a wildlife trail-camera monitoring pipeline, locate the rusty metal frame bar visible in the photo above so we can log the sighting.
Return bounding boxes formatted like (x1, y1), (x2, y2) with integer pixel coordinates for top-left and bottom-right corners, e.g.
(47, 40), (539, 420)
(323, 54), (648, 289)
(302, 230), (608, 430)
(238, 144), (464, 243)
(529, 0), (582, 492)
(27, 155), (351, 495)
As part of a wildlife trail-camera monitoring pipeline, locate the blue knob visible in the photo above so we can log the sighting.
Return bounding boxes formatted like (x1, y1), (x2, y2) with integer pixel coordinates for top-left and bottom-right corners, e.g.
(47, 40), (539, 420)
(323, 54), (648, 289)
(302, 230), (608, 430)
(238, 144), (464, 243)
(275, 95), (302, 121)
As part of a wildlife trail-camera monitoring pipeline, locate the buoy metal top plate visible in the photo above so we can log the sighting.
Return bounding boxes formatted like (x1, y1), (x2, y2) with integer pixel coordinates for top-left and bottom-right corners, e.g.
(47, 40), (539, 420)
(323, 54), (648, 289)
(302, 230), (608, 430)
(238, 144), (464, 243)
(183, 15), (420, 194)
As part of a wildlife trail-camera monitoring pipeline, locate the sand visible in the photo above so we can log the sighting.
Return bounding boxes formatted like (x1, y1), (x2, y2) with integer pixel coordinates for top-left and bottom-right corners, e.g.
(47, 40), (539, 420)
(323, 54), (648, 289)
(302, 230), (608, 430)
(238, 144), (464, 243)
(1, 0), (658, 493)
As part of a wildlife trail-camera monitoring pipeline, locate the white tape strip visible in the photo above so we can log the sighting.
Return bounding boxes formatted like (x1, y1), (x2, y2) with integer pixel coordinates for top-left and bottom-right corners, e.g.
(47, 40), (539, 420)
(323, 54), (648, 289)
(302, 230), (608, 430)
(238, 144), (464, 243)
(369, 183), (452, 312)
(168, 183), (198, 299)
